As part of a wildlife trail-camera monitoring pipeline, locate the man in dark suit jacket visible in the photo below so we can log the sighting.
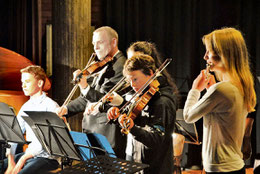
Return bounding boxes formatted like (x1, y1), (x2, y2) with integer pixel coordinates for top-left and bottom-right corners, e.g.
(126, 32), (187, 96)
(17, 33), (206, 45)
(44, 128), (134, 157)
(56, 26), (126, 159)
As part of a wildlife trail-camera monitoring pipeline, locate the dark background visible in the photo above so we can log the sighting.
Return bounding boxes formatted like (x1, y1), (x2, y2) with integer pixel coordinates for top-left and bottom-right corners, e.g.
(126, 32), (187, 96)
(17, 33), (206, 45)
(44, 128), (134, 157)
(1, 0), (259, 101)
(0, 0), (259, 169)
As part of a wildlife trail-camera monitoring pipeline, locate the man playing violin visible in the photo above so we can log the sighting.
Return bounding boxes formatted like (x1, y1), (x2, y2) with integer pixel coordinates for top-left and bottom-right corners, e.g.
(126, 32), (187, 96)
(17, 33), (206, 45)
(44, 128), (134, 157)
(107, 54), (177, 174)
(56, 26), (127, 159)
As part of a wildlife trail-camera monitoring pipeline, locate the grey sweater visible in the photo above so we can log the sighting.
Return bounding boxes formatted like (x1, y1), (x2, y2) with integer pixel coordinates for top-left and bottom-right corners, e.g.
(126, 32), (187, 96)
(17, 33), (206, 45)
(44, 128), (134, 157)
(184, 81), (246, 172)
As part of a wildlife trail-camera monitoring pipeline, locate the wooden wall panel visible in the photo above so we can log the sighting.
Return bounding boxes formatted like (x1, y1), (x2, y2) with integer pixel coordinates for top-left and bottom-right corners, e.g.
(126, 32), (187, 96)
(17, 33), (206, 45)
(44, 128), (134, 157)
(40, 0), (105, 131)
(52, 0), (92, 131)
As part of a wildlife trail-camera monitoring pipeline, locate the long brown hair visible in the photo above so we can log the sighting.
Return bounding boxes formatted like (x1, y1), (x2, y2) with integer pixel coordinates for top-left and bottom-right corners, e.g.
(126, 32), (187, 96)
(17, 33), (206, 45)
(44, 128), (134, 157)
(203, 27), (256, 112)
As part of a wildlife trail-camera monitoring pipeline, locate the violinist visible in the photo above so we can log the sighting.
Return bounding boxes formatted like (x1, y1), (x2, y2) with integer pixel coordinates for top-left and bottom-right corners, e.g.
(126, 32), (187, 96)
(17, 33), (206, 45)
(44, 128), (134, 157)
(127, 41), (178, 94)
(107, 54), (178, 174)
(92, 41), (179, 112)
(56, 26), (127, 159)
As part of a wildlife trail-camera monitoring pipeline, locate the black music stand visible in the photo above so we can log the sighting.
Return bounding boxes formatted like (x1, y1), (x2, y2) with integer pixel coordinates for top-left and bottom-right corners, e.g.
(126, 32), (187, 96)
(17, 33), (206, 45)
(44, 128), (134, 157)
(22, 111), (82, 168)
(0, 102), (28, 173)
(62, 132), (149, 174)
(23, 111), (149, 174)
(174, 109), (200, 145)
(58, 155), (149, 174)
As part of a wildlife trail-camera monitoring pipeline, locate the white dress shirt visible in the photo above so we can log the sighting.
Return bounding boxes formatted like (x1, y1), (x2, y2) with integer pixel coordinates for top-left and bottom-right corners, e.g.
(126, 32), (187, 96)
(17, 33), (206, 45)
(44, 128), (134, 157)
(8, 92), (59, 159)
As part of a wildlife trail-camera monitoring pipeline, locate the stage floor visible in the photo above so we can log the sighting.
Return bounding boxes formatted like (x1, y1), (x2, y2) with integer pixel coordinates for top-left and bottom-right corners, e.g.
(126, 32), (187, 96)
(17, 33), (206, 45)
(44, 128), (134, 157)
(182, 168), (253, 174)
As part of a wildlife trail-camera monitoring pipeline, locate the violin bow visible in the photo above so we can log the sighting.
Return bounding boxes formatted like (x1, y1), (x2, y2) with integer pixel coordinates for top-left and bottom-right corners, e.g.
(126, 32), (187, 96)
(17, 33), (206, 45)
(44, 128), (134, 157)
(106, 58), (172, 125)
(91, 76), (127, 111)
(61, 53), (96, 131)
(119, 58), (172, 113)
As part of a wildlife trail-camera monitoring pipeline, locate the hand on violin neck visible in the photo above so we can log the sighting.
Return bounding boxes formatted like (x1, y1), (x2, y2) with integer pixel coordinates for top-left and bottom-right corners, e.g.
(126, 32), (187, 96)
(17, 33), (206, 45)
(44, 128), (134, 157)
(73, 69), (82, 80)
(119, 114), (134, 131)
(72, 69), (88, 88)
(107, 107), (120, 121)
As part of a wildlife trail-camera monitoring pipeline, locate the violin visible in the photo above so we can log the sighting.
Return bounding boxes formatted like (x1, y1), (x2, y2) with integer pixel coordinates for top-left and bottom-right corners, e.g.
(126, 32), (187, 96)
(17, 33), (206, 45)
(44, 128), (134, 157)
(74, 55), (113, 84)
(113, 58), (172, 134)
(120, 79), (160, 134)
(127, 79), (160, 120)
(62, 53), (113, 130)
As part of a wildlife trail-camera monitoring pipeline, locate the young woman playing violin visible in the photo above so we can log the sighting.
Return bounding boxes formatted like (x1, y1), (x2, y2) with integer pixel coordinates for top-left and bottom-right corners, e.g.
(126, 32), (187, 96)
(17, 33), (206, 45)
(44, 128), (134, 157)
(107, 54), (177, 174)
(127, 41), (178, 95)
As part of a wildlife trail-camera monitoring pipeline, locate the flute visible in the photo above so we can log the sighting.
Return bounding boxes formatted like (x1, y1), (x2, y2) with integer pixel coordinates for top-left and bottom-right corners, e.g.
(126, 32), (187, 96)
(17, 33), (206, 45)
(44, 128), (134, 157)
(205, 63), (212, 85)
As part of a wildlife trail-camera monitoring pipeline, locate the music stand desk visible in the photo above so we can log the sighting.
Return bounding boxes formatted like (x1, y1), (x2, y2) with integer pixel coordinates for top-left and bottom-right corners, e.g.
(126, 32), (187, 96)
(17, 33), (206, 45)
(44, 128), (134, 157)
(23, 111), (82, 161)
(175, 109), (201, 145)
(24, 111), (149, 174)
(0, 102), (28, 174)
